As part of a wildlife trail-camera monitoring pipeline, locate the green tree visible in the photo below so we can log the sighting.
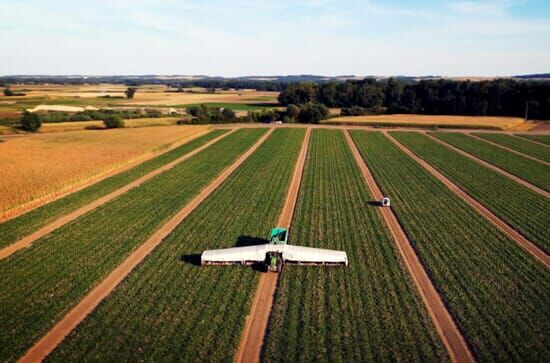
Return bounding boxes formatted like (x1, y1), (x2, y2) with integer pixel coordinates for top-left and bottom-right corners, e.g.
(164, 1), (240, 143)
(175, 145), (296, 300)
(298, 103), (330, 123)
(286, 104), (300, 120)
(221, 108), (236, 121)
(125, 87), (137, 99)
(3, 87), (14, 96)
(103, 115), (125, 128)
(20, 111), (42, 132)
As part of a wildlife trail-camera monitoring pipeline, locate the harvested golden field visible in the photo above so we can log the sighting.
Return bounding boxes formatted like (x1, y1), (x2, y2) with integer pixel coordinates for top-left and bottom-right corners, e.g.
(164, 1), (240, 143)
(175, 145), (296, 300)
(326, 114), (527, 130)
(0, 125), (209, 219)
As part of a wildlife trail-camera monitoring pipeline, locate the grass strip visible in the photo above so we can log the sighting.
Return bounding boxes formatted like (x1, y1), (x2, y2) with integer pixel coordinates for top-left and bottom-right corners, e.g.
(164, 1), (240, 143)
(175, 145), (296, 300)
(516, 134), (550, 146)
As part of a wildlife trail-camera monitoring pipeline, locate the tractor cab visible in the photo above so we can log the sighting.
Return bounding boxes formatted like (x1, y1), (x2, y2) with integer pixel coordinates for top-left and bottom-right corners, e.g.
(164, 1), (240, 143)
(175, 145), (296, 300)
(269, 227), (288, 245)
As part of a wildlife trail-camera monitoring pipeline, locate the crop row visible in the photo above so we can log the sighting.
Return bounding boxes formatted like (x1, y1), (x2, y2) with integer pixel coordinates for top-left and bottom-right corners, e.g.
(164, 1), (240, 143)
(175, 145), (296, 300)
(0, 128), (265, 362)
(350, 131), (550, 362)
(432, 132), (550, 192)
(472, 133), (550, 163)
(392, 132), (550, 253)
(0, 129), (227, 248)
(263, 130), (447, 362)
(47, 128), (306, 362)
(516, 133), (550, 146)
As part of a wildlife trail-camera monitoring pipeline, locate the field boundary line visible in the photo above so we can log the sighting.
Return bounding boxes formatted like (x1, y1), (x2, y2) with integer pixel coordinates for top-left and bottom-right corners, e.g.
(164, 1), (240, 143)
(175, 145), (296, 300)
(0, 128), (213, 222)
(468, 133), (550, 166)
(514, 134), (550, 148)
(344, 130), (475, 363)
(387, 132), (550, 267)
(17, 128), (274, 363)
(235, 128), (311, 363)
(0, 129), (236, 261)
(425, 133), (550, 198)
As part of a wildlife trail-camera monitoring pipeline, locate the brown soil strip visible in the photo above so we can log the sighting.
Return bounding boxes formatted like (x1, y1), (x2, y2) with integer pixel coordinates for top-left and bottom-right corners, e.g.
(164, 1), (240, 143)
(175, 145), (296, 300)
(18, 129), (274, 363)
(468, 133), (550, 166)
(0, 130), (236, 261)
(425, 133), (550, 198)
(386, 133), (550, 268)
(1, 128), (213, 223)
(235, 128), (311, 363)
(344, 130), (475, 363)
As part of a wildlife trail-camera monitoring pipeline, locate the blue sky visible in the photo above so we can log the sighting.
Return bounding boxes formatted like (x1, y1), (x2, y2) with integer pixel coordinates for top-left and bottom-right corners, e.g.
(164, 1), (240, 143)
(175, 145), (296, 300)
(1, 0), (549, 76)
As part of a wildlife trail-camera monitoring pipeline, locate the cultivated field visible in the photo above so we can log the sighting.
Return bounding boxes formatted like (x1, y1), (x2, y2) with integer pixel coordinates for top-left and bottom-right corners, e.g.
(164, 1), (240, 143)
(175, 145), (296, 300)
(326, 114), (528, 130)
(0, 124), (548, 362)
(0, 125), (210, 220)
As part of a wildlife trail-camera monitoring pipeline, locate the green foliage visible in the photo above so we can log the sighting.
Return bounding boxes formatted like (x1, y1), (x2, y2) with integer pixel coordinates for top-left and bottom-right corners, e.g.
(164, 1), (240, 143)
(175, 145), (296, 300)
(392, 131), (550, 253)
(351, 130), (550, 361)
(103, 115), (125, 128)
(38, 109), (167, 123)
(340, 105), (369, 116)
(124, 87), (137, 99)
(296, 102), (329, 123)
(185, 103), (238, 124)
(264, 130), (447, 362)
(277, 82), (317, 105)
(0, 129), (266, 362)
(47, 129), (304, 362)
(285, 104), (299, 120)
(432, 133), (550, 192)
(3, 87), (14, 96)
(472, 133), (550, 163)
(20, 111), (42, 132)
(0, 130), (227, 248)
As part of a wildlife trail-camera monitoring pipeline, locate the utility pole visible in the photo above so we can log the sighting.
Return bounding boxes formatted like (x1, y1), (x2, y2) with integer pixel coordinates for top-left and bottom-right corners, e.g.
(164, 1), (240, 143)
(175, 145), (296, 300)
(524, 100), (529, 121)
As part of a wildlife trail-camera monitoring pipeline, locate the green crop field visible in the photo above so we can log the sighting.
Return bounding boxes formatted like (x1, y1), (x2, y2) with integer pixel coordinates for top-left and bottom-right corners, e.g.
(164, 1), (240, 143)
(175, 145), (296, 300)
(432, 132), (550, 192)
(350, 130), (550, 362)
(392, 132), (550, 254)
(0, 130), (227, 248)
(0, 129), (265, 362)
(263, 130), (447, 362)
(516, 134), (550, 146)
(48, 128), (305, 362)
(472, 133), (550, 163)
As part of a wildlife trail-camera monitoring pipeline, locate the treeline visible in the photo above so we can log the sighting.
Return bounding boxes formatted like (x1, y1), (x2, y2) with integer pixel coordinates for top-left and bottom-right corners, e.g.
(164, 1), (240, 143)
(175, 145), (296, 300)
(278, 79), (550, 119)
(39, 109), (166, 123)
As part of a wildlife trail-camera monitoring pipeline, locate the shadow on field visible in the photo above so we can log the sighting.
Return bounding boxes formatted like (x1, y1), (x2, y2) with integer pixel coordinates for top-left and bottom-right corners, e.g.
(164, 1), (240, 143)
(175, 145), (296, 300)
(367, 201), (382, 207)
(181, 254), (201, 266)
(236, 235), (268, 247)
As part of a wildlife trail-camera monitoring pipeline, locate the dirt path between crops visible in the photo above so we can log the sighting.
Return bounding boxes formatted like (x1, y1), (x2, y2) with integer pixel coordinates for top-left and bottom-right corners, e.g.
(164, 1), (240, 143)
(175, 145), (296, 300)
(235, 128), (311, 363)
(18, 129), (274, 363)
(514, 135), (549, 148)
(0, 130), (236, 261)
(386, 132), (550, 268)
(468, 133), (550, 166)
(344, 130), (475, 363)
(425, 133), (550, 198)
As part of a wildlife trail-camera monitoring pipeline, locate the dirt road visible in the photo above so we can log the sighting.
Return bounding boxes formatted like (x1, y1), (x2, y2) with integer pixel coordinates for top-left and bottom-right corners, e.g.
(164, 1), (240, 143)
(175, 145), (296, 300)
(468, 133), (550, 166)
(18, 129), (274, 363)
(235, 128), (311, 363)
(344, 130), (475, 363)
(385, 132), (549, 267)
(425, 133), (550, 198)
(0, 130), (236, 260)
